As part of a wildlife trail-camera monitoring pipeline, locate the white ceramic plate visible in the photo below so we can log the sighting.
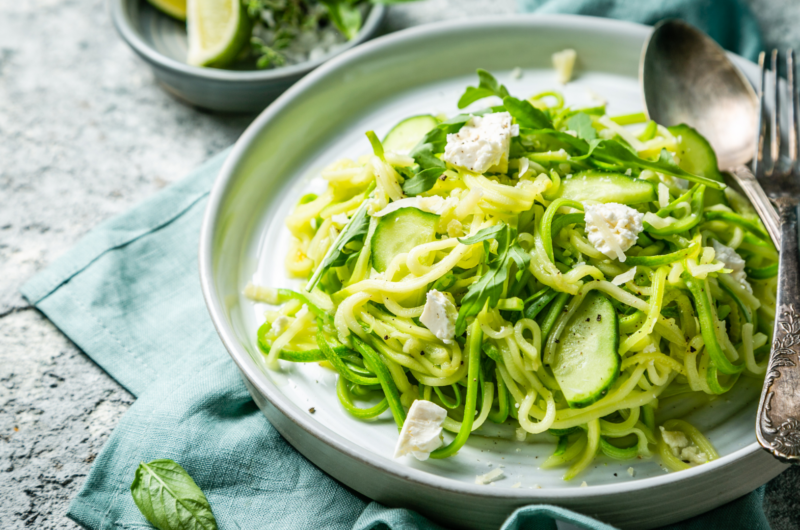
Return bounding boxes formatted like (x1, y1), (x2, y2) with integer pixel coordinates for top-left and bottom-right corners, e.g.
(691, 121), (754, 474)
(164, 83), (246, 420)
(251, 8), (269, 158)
(200, 15), (787, 529)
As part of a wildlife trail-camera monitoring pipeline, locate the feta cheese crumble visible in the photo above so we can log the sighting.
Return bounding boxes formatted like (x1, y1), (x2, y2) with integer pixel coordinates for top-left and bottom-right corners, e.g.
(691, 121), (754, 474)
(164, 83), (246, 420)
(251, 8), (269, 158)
(373, 196), (458, 218)
(475, 467), (505, 485)
(584, 203), (644, 262)
(393, 400), (448, 461)
(270, 316), (290, 336)
(659, 427), (708, 465)
(552, 49), (577, 84)
(627, 467), (635, 477)
(330, 213), (350, 228)
(420, 289), (458, 344)
(443, 112), (519, 174)
(712, 240), (752, 294)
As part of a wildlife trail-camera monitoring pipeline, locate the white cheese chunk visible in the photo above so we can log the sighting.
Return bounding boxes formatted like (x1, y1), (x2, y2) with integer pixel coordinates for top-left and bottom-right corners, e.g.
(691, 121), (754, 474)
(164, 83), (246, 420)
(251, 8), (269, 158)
(552, 49), (577, 84)
(330, 213), (350, 228)
(584, 203), (644, 262)
(442, 112), (519, 174)
(627, 467), (636, 477)
(420, 289), (458, 344)
(712, 240), (752, 294)
(393, 400), (448, 461)
(270, 316), (290, 336)
(373, 196), (458, 218)
(611, 267), (637, 286)
(475, 467), (505, 485)
(660, 427), (708, 465)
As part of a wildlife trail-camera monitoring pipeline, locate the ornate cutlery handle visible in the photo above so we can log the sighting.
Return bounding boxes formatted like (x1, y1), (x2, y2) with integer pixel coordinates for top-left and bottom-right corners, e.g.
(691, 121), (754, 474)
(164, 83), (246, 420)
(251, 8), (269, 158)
(756, 200), (800, 463)
(730, 165), (781, 247)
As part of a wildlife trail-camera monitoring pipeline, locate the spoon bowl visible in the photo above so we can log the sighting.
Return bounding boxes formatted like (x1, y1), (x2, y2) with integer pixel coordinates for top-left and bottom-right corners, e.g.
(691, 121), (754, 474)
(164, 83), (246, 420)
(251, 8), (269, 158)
(641, 19), (758, 169)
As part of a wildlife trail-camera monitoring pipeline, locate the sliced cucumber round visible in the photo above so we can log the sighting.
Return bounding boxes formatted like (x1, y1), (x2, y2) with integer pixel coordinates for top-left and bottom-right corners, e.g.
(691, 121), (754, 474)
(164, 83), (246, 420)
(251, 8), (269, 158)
(383, 115), (439, 153)
(371, 207), (439, 273)
(549, 171), (656, 204)
(668, 124), (727, 206)
(551, 291), (619, 409)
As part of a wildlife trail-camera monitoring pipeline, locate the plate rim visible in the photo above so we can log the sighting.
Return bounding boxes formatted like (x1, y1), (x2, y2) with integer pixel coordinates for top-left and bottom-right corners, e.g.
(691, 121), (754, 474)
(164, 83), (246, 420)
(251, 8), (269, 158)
(199, 13), (777, 502)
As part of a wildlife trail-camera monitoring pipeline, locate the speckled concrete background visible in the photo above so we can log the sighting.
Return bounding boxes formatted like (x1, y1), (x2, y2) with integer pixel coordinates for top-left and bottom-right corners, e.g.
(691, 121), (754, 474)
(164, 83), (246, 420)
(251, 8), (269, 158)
(2, 1), (799, 528)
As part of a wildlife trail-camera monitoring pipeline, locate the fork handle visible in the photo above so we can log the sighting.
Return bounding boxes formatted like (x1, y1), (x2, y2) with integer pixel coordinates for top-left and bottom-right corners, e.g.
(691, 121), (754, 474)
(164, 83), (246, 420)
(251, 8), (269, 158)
(756, 199), (800, 463)
(730, 165), (781, 247)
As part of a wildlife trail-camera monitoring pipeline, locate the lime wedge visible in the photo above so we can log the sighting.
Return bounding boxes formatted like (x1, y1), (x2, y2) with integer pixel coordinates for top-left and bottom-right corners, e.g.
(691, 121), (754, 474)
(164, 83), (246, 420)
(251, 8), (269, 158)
(186, 0), (251, 68)
(147, 0), (187, 21)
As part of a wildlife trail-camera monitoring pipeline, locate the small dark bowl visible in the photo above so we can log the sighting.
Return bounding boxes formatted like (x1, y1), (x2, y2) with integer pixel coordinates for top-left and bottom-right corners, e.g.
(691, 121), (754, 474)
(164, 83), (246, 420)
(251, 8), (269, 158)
(109, 0), (386, 112)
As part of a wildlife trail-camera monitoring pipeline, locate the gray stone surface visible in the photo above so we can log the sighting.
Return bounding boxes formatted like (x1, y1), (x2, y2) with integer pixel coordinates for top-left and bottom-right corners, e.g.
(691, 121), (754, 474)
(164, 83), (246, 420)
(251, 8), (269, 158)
(1, 0), (799, 528)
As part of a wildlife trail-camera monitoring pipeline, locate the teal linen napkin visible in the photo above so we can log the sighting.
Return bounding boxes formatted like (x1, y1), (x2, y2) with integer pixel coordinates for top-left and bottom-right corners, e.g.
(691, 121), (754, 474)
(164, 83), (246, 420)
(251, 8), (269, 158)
(22, 3), (774, 529)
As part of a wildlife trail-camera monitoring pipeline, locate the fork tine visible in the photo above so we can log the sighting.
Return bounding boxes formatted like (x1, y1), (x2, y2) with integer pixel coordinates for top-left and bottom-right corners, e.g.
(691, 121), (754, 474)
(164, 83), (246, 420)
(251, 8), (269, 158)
(789, 49), (798, 163)
(755, 51), (767, 175)
(771, 49), (780, 168)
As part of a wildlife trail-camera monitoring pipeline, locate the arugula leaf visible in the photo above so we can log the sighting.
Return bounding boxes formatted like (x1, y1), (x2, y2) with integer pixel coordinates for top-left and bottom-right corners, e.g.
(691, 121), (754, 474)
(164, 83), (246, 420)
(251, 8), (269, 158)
(458, 223), (506, 245)
(402, 167), (446, 196)
(566, 112), (597, 141)
(306, 200), (371, 291)
(457, 69), (510, 109)
(455, 225), (531, 335)
(131, 459), (217, 530)
(518, 128), (590, 154)
(503, 96), (553, 130)
(365, 130), (385, 159)
(578, 140), (726, 189)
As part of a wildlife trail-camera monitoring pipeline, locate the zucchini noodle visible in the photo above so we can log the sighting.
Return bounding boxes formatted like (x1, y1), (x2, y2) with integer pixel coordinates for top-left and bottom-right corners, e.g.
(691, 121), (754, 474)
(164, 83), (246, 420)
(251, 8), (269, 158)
(249, 75), (776, 480)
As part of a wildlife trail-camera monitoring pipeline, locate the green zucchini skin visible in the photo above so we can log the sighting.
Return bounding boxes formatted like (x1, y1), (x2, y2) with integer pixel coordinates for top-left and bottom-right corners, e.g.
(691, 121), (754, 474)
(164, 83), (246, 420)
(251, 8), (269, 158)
(382, 115), (439, 153)
(370, 207), (439, 273)
(668, 124), (727, 206)
(551, 291), (620, 408)
(550, 171), (656, 204)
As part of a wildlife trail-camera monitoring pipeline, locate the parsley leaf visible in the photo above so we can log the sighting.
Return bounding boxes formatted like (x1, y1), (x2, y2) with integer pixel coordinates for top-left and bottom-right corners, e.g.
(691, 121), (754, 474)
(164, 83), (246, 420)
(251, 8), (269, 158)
(457, 69), (510, 109)
(131, 459), (217, 530)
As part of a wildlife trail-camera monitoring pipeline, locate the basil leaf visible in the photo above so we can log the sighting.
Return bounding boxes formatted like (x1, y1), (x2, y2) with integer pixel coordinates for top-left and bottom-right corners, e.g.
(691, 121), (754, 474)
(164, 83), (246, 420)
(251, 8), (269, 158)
(458, 222), (506, 245)
(402, 166), (446, 196)
(307, 200), (371, 291)
(566, 112), (597, 141)
(131, 459), (217, 530)
(457, 69), (510, 109)
(503, 96), (553, 130)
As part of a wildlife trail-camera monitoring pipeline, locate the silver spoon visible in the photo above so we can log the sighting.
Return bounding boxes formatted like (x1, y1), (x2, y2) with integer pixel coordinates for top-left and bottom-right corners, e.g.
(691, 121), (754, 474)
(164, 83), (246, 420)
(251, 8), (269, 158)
(642, 20), (798, 463)
(641, 19), (780, 246)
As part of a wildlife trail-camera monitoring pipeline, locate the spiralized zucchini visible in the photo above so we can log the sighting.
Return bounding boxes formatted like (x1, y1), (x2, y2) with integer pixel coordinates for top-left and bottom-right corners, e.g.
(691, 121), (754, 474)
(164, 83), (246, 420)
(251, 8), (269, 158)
(249, 70), (777, 480)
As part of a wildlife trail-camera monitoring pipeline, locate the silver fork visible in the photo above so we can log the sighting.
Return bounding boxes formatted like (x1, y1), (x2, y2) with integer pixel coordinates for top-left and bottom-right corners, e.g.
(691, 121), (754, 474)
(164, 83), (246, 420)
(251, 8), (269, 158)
(755, 49), (800, 463)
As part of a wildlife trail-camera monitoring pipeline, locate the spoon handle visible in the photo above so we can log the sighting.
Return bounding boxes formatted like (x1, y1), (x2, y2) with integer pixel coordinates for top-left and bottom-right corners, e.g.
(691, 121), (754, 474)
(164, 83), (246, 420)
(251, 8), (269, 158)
(756, 200), (800, 463)
(730, 165), (781, 247)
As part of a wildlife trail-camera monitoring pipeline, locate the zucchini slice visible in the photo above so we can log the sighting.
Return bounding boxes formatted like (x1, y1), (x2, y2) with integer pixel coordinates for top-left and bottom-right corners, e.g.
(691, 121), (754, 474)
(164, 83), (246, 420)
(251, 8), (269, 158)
(383, 115), (439, 153)
(552, 292), (619, 408)
(668, 124), (726, 206)
(549, 171), (656, 204)
(371, 207), (439, 272)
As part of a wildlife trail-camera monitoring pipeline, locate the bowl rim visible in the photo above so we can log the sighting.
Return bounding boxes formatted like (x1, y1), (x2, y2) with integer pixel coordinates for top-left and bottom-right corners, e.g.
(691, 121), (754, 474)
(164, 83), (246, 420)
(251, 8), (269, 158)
(109, 0), (387, 82)
(199, 13), (776, 502)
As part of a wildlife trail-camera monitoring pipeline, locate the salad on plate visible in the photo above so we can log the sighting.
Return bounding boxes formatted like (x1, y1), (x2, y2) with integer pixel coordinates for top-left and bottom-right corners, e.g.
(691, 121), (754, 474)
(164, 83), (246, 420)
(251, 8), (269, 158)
(246, 68), (777, 480)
